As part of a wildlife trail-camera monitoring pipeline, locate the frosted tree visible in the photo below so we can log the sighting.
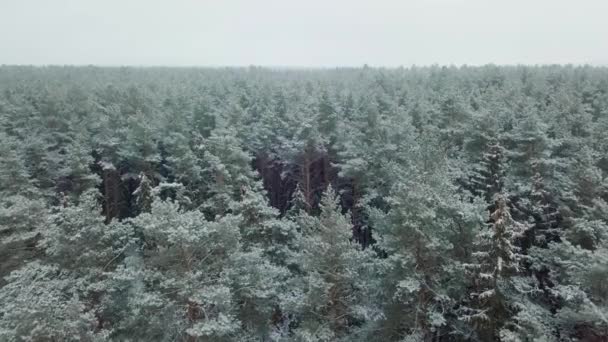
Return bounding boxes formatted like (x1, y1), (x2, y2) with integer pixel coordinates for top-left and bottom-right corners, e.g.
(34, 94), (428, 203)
(133, 172), (153, 215)
(369, 136), (486, 341)
(230, 185), (299, 265)
(291, 186), (375, 341)
(460, 194), (527, 340)
(197, 128), (261, 217)
(0, 262), (107, 341)
(114, 194), (242, 340)
(0, 133), (47, 282)
(1, 189), (133, 340)
(468, 141), (506, 204)
(223, 185), (299, 339)
(56, 126), (100, 201)
(336, 102), (420, 246)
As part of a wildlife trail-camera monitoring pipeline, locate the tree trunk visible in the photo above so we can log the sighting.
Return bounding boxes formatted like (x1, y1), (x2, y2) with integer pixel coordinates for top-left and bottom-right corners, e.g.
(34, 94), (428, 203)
(302, 151), (312, 213)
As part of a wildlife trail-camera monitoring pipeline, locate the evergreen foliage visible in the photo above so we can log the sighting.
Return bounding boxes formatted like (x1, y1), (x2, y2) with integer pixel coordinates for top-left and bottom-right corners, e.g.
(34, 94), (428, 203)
(1, 65), (607, 341)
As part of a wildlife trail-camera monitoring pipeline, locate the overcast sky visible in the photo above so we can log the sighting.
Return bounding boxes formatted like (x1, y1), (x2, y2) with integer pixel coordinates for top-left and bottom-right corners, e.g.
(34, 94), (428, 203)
(0, 0), (606, 67)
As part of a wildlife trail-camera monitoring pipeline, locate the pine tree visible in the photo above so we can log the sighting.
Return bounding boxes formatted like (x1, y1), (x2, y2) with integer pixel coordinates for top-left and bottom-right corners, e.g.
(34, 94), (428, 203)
(370, 142), (485, 341)
(224, 185), (299, 339)
(197, 128), (261, 217)
(1, 189), (133, 341)
(56, 126), (100, 201)
(0, 133), (47, 283)
(0, 262), (107, 341)
(468, 141), (506, 204)
(461, 194), (527, 340)
(118, 194), (242, 340)
(133, 172), (153, 215)
(292, 186), (374, 341)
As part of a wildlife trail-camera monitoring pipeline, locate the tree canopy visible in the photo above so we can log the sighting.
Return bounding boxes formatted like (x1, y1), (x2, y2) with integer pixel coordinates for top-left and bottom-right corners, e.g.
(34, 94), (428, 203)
(1, 65), (608, 341)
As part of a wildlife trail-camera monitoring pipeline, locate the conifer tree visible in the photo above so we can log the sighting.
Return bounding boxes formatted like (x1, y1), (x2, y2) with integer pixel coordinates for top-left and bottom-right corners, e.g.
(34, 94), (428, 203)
(0, 133), (47, 282)
(197, 128), (261, 217)
(118, 194), (242, 340)
(292, 186), (374, 341)
(1, 189), (133, 341)
(461, 194), (527, 340)
(468, 141), (506, 204)
(133, 172), (153, 215)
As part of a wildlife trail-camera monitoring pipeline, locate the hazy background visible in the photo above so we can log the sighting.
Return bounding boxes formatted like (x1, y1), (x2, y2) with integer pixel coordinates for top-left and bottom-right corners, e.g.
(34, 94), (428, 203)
(0, 0), (606, 67)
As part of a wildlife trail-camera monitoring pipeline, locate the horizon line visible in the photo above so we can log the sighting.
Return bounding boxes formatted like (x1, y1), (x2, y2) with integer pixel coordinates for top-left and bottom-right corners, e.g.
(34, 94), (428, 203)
(1, 62), (608, 69)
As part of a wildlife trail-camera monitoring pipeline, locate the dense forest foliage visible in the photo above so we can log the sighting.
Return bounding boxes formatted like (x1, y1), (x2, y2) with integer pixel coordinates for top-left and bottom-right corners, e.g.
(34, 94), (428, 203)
(1, 65), (607, 341)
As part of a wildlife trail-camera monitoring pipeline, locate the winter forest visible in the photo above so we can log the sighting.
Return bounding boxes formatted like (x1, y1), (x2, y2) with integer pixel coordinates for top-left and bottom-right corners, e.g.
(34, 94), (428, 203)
(0, 65), (607, 341)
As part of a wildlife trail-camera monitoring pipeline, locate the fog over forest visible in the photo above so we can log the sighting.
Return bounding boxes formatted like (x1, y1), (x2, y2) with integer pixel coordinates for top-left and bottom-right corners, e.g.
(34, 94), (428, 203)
(2, 0), (607, 66)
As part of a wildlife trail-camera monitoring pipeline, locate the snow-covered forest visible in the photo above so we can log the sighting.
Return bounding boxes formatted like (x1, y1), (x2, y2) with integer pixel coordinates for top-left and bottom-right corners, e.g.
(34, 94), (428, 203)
(1, 65), (607, 341)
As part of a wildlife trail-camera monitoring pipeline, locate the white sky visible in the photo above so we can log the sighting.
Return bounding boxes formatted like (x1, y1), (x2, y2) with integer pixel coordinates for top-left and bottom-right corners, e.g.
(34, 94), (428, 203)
(0, 0), (606, 67)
